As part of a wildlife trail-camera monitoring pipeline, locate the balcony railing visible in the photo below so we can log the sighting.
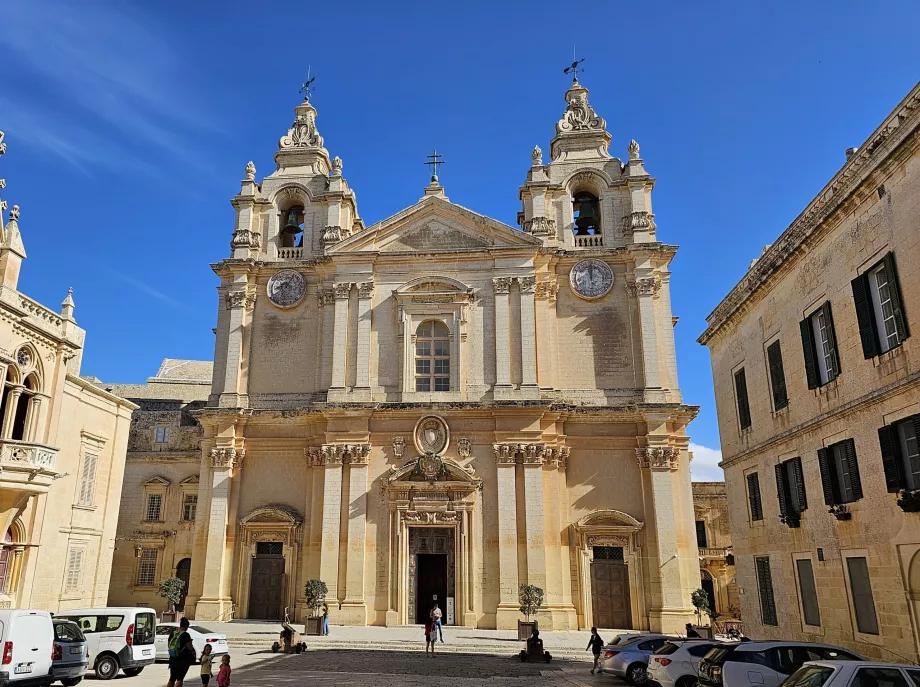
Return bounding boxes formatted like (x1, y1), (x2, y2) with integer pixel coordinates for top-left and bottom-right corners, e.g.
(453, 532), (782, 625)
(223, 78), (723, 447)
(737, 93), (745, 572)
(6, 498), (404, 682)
(574, 235), (603, 248)
(0, 439), (58, 476)
(277, 247), (304, 260)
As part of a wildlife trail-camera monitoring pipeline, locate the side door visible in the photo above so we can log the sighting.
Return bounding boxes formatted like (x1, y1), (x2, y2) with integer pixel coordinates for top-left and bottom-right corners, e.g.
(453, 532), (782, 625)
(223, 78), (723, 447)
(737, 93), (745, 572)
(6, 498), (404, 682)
(95, 616), (126, 658)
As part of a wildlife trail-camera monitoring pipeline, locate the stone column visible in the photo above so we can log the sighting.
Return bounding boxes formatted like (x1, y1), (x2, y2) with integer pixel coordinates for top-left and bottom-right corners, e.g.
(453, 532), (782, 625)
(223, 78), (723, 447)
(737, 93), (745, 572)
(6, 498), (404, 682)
(637, 446), (693, 633)
(630, 277), (662, 390)
(219, 292), (248, 407)
(195, 447), (242, 621)
(518, 277), (539, 395)
(492, 278), (512, 395)
(385, 509), (398, 627)
(522, 447), (547, 591)
(341, 445), (370, 624)
(354, 282), (374, 393)
(23, 396), (40, 442)
(494, 443), (520, 628)
(1, 387), (21, 439)
(330, 284), (351, 391)
(311, 446), (344, 612)
(8, 546), (24, 599)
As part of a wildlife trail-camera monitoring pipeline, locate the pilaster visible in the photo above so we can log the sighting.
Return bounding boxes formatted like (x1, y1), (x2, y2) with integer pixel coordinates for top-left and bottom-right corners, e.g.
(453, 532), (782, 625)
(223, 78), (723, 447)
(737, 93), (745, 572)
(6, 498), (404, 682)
(522, 456), (546, 590)
(341, 445), (371, 624)
(218, 289), (255, 408)
(493, 443), (520, 628)
(329, 283), (351, 393)
(518, 276), (539, 395)
(628, 277), (662, 392)
(492, 278), (512, 397)
(354, 281), (374, 395)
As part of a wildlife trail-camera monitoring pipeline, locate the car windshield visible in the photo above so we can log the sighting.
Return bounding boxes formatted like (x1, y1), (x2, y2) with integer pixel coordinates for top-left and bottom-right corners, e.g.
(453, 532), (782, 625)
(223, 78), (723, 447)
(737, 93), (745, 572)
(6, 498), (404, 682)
(655, 643), (682, 655)
(190, 626), (214, 634)
(782, 666), (835, 687)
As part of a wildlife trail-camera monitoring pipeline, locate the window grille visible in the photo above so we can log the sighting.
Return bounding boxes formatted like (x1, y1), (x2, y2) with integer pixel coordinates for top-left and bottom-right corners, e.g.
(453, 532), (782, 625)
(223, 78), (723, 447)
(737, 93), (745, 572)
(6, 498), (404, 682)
(256, 542), (283, 555)
(136, 549), (158, 586)
(145, 493), (163, 521)
(593, 546), (624, 561)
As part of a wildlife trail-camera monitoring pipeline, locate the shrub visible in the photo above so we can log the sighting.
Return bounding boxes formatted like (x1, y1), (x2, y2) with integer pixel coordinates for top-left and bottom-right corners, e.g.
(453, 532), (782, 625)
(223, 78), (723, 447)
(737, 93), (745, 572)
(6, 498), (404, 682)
(519, 584), (544, 620)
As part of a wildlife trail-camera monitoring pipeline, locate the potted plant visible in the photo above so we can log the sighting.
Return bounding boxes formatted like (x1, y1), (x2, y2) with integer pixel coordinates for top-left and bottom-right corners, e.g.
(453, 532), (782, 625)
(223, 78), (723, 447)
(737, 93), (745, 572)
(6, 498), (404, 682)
(828, 504), (852, 521)
(518, 584), (544, 640)
(304, 579), (328, 636)
(158, 576), (186, 622)
(897, 489), (920, 513)
(780, 508), (801, 528)
(690, 588), (714, 638)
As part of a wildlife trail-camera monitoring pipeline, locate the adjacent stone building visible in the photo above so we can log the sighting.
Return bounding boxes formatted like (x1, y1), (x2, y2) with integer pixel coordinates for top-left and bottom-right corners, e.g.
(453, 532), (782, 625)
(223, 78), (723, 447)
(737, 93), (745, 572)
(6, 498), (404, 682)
(110, 78), (702, 631)
(692, 482), (738, 618)
(103, 360), (211, 613)
(699, 83), (920, 660)
(0, 133), (136, 611)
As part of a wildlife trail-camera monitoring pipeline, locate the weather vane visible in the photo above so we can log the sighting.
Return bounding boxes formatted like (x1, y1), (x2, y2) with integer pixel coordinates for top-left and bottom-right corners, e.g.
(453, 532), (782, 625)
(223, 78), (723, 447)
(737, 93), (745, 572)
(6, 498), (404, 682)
(424, 149), (445, 182)
(564, 46), (584, 82)
(300, 66), (316, 101)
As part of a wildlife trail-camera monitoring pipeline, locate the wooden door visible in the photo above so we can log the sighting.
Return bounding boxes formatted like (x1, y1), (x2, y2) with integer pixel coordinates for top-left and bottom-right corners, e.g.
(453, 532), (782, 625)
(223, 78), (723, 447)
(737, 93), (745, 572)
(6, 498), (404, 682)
(175, 558), (191, 611)
(591, 561), (631, 629)
(248, 554), (285, 619)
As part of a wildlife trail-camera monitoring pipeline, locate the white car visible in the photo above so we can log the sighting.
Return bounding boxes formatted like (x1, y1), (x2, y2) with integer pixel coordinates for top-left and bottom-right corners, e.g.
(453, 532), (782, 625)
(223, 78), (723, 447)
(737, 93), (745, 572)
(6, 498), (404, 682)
(781, 661), (920, 687)
(154, 624), (229, 661)
(698, 642), (863, 687)
(53, 608), (156, 681)
(0, 609), (55, 687)
(648, 640), (724, 687)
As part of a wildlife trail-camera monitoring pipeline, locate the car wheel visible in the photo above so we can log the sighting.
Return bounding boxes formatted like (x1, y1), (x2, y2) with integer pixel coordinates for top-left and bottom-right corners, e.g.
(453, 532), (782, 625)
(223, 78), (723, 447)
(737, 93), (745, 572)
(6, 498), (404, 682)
(61, 679), (83, 686)
(123, 668), (144, 677)
(677, 676), (698, 687)
(95, 656), (119, 681)
(627, 663), (649, 685)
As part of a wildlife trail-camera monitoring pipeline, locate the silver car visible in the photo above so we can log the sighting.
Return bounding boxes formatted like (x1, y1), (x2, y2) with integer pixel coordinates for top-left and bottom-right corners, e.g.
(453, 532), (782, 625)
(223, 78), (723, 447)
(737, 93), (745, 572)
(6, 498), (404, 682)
(51, 620), (88, 686)
(599, 634), (676, 684)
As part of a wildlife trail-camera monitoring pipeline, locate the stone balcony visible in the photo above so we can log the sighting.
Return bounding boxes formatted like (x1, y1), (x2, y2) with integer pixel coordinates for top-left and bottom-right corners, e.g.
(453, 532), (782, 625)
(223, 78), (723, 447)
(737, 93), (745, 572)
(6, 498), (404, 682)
(0, 439), (59, 494)
(277, 247), (304, 260)
(698, 546), (730, 560)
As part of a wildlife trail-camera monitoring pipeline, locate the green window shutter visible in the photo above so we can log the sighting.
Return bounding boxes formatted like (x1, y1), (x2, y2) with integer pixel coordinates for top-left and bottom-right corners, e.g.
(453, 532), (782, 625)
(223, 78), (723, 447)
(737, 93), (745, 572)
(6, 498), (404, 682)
(821, 301), (841, 379)
(766, 341), (788, 410)
(844, 439), (864, 501)
(735, 368), (752, 430)
(877, 425), (904, 493)
(883, 252), (909, 340)
(747, 473), (763, 521)
(775, 463), (788, 517)
(851, 273), (880, 359)
(755, 556), (778, 626)
(817, 447), (836, 506)
(800, 318), (818, 389)
(791, 457), (807, 510)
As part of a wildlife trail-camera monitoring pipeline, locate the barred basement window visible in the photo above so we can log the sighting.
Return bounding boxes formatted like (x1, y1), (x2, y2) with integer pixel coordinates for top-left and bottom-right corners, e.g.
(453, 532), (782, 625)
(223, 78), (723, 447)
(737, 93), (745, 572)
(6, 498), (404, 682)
(593, 546), (624, 561)
(852, 252), (909, 358)
(755, 556), (778, 626)
(136, 549), (158, 586)
(256, 542), (284, 556)
(747, 472), (764, 522)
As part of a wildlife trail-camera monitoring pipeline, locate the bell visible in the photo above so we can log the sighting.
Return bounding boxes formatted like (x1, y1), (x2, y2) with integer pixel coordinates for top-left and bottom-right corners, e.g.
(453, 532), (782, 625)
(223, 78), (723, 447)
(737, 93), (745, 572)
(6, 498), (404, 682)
(574, 194), (599, 234)
(282, 208), (301, 235)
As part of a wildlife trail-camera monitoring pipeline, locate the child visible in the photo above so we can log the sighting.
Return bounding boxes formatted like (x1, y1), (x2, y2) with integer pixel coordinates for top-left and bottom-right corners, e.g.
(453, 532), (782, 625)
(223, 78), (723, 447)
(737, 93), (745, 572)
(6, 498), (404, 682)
(424, 621), (435, 656)
(216, 655), (231, 687)
(199, 645), (213, 686)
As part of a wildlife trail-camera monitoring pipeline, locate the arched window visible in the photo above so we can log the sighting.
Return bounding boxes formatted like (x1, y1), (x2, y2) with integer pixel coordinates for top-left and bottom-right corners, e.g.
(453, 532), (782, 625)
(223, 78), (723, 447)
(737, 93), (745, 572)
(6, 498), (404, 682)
(279, 205), (304, 248)
(11, 374), (38, 442)
(415, 320), (450, 392)
(0, 531), (12, 593)
(573, 191), (601, 236)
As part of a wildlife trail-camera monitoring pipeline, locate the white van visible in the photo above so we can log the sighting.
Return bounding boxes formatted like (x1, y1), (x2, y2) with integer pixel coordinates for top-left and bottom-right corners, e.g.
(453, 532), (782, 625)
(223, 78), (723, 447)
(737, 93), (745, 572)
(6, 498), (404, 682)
(53, 608), (155, 680)
(0, 609), (55, 687)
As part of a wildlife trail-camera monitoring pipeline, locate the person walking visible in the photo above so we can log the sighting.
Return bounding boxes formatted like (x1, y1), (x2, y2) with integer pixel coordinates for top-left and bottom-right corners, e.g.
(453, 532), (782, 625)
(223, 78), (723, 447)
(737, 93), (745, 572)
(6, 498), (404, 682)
(424, 621), (436, 656)
(199, 645), (213, 686)
(430, 603), (444, 642)
(216, 655), (231, 687)
(322, 603), (330, 636)
(167, 617), (196, 687)
(587, 626), (604, 675)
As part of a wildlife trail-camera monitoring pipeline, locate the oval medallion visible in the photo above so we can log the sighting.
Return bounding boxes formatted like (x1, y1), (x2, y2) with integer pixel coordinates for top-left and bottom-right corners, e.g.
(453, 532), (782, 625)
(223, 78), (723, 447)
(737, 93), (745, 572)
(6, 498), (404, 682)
(414, 415), (450, 455)
(266, 270), (306, 308)
(569, 259), (614, 300)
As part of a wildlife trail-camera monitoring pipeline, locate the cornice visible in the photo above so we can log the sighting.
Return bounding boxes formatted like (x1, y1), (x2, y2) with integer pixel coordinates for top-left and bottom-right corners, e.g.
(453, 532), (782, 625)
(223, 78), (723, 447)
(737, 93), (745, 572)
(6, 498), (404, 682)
(700, 83), (920, 346)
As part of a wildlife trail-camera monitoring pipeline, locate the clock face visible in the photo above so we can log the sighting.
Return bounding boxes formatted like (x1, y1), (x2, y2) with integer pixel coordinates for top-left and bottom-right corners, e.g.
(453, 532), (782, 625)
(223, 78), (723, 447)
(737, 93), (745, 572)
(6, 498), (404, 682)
(266, 270), (306, 308)
(569, 259), (614, 300)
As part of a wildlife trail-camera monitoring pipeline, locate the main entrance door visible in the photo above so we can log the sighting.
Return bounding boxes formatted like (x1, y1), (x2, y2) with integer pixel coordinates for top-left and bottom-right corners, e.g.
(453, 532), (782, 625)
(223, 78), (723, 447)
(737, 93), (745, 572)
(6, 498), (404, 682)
(416, 554), (448, 624)
(248, 542), (284, 620)
(408, 527), (455, 625)
(591, 547), (631, 629)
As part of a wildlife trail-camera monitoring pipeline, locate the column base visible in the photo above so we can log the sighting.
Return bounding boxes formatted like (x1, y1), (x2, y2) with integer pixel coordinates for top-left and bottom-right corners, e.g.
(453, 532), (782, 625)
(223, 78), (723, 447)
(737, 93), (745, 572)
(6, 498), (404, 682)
(519, 384), (541, 400)
(535, 604), (579, 630)
(492, 385), (515, 400)
(495, 603), (521, 630)
(462, 611), (477, 628)
(338, 600), (367, 626)
(194, 598), (234, 622)
(648, 606), (696, 633)
(385, 610), (399, 627)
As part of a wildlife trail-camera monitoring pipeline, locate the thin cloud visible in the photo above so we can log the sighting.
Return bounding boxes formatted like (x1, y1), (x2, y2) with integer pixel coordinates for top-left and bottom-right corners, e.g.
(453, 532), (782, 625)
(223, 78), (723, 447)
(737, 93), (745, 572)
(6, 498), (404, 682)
(107, 271), (193, 313)
(689, 442), (724, 482)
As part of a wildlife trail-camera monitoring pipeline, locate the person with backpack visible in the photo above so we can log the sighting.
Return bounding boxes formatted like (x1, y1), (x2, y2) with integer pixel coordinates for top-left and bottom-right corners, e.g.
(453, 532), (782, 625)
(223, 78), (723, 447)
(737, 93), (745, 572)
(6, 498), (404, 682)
(586, 626), (604, 675)
(167, 617), (196, 687)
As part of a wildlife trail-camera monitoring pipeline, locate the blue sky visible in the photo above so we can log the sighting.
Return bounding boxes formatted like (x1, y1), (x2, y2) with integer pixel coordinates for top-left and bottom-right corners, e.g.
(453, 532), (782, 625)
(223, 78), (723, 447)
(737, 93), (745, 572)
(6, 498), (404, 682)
(1, 1), (918, 480)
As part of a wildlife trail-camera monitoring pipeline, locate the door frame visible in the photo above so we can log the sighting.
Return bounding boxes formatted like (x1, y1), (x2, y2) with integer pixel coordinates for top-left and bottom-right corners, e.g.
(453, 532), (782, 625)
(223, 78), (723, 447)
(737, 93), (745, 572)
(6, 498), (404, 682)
(235, 506), (303, 620)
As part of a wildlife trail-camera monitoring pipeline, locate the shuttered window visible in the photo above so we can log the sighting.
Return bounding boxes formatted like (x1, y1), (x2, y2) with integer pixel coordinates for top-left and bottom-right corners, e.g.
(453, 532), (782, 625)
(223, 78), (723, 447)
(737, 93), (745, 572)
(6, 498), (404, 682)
(800, 301), (840, 389)
(755, 556), (777, 626)
(695, 521), (708, 548)
(77, 453), (98, 506)
(734, 368), (752, 430)
(766, 340), (789, 411)
(846, 556), (879, 635)
(818, 439), (863, 505)
(775, 457), (808, 516)
(795, 558), (821, 627)
(878, 415), (920, 492)
(747, 472), (764, 522)
(64, 548), (84, 592)
(852, 252), (909, 358)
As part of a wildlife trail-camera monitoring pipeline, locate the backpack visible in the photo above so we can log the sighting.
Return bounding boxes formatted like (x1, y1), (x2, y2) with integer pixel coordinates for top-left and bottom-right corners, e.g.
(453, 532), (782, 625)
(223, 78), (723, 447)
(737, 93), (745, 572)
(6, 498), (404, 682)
(168, 630), (182, 658)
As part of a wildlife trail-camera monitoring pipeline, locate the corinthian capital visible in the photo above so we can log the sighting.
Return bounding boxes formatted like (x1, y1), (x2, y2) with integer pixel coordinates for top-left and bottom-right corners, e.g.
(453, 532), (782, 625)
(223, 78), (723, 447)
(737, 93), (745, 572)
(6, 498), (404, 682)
(492, 277), (512, 294)
(636, 446), (679, 470)
(210, 447), (244, 470)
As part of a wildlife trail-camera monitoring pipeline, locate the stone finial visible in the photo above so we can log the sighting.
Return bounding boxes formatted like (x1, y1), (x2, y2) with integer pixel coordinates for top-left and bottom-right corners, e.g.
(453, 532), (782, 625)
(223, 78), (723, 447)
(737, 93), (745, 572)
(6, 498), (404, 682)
(61, 287), (75, 319)
(0, 131), (6, 158)
(278, 100), (324, 150)
(331, 156), (343, 176)
(244, 160), (256, 180)
(8, 205), (19, 223)
(531, 145), (543, 166)
(628, 139), (640, 160)
(555, 81), (606, 136)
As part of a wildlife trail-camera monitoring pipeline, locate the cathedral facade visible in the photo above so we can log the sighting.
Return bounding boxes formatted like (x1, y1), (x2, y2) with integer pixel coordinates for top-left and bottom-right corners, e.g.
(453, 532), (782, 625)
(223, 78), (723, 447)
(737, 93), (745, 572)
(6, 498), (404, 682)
(181, 79), (699, 631)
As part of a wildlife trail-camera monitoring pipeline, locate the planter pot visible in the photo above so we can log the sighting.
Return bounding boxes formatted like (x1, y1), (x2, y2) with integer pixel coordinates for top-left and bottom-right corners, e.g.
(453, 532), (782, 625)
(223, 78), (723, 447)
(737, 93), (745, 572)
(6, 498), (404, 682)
(161, 611), (176, 623)
(518, 619), (538, 641)
(305, 617), (324, 636)
(898, 500), (920, 513)
(692, 625), (713, 639)
(833, 512), (852, 521)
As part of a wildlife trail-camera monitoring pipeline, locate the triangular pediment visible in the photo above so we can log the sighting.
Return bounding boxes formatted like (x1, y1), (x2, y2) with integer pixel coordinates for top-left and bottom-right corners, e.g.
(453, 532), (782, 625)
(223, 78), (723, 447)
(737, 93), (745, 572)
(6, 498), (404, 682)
(329, 196), (542, 254)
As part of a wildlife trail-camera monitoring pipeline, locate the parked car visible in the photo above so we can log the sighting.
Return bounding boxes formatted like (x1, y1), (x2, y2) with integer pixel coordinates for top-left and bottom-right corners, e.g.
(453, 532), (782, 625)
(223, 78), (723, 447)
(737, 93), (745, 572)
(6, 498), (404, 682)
(154, 624), (229, 662)
(648, 640), (724, 687)
(598, 634), (676, 684)
(0, 609), (55, 687)
(51, 620), (87, 687)
(53, 608), (156, 680)
(698, 642), (863, 687)
(781, 661), (920, 687)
